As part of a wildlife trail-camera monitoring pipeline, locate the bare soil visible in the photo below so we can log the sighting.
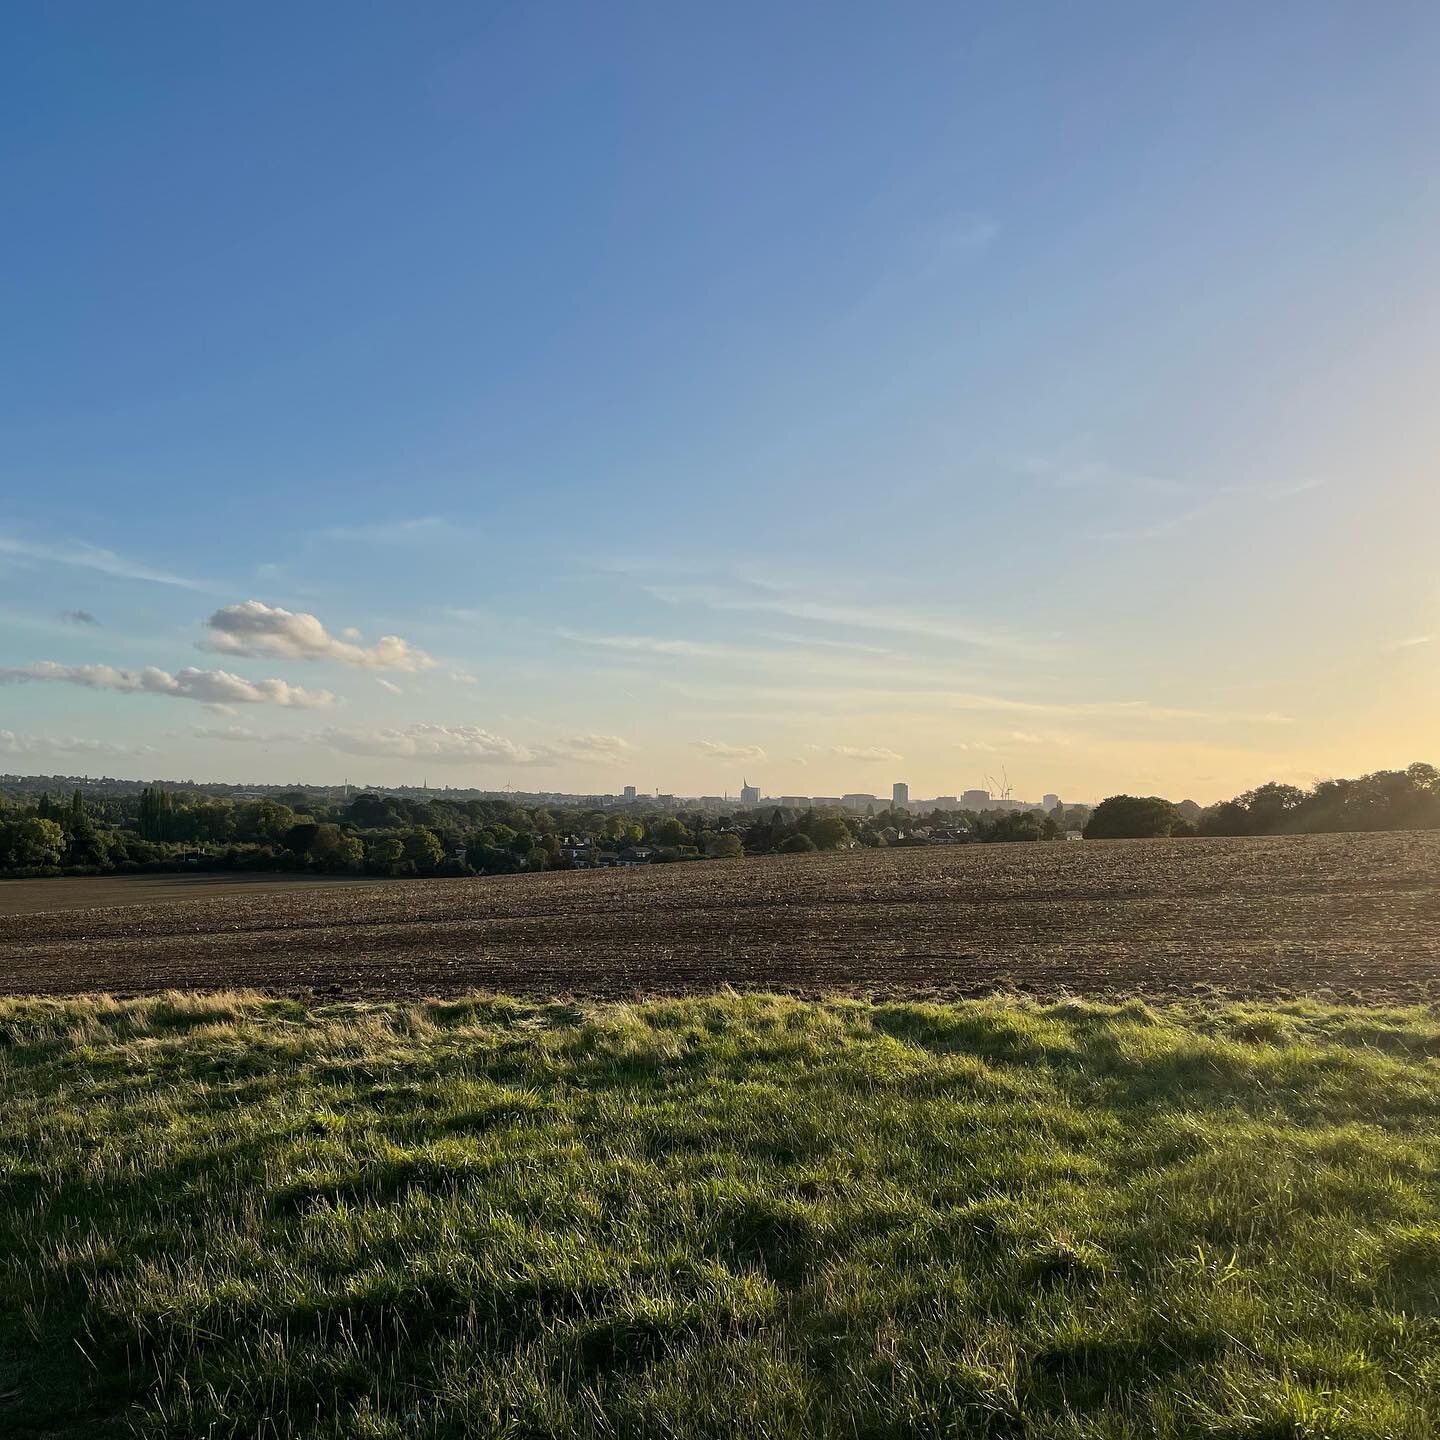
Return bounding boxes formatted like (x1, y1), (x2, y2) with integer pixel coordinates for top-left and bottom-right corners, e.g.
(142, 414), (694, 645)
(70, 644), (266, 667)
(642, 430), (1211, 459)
(2, 832), (1437, 1003)
(0, 871), (392, 916)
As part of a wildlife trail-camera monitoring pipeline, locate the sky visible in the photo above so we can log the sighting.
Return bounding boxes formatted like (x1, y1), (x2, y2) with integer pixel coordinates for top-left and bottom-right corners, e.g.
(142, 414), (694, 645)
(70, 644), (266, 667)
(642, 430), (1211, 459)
(2, 2), (1438, 804)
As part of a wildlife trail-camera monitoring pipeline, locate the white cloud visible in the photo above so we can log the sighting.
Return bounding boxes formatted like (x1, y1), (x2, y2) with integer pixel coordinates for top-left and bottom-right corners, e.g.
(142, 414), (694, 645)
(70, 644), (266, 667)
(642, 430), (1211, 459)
(321, 726), (630, 767)
(695, 740), (767, 761)
(189, 724), (266, 741)
(0, 729), (154, 757)
(1384, 634), (1434, 652)
(533, 734), (632, 764)
(0, 532), (207, 589)
(0, 661), (336, 708)
(324, 724), (525, 764)
(376, 678), (404, 695)
(828, 745), (903, 763)
(203, 600), (435, 672)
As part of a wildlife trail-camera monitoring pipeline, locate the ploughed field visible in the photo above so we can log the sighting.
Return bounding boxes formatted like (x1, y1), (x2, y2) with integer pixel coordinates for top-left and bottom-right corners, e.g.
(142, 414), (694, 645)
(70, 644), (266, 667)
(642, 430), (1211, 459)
(0, 870), (392, 915)
(3, 830), (1438, 1002)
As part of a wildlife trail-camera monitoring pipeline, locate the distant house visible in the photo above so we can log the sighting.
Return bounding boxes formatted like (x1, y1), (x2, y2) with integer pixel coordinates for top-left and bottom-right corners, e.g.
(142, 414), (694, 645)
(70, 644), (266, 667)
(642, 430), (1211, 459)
(617, 847), (653, 866)
(928, 829), (967, 845)
(1065, 830), (1085, 841)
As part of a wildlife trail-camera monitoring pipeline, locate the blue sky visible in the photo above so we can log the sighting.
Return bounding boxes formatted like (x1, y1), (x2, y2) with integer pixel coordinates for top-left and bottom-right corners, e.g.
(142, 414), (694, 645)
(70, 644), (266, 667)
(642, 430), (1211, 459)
(2, 2), (1437, 801)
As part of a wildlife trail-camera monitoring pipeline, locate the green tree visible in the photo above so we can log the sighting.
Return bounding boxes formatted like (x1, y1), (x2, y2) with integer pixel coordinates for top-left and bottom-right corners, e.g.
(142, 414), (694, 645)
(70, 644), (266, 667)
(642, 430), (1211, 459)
(777, 833), (818, 854)
(1239, 782), (1306, 833)
(283, 822), (321, 857)
(1, 816), (66, 867)
(1084, 795), (1184, 840)
(308, 824), (361, 870)
(809, 816), (853, 851)
(989, 811), (1046, 842)
(704, 832), (743, 859)
(402, 828), (445, 871)
(368, 836), (405, 873)
(138, 786), (176, 841)
(236, 799), (297, 844)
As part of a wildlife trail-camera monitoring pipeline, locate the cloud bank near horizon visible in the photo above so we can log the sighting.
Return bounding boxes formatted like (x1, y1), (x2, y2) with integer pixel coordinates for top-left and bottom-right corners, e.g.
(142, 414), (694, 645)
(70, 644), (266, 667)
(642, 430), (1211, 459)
(321, 724), (630, 768)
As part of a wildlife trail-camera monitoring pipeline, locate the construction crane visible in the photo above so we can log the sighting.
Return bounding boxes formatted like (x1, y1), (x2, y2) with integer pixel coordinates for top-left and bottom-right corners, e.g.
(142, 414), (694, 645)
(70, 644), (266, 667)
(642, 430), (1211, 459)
(985, 769), (1014, 800)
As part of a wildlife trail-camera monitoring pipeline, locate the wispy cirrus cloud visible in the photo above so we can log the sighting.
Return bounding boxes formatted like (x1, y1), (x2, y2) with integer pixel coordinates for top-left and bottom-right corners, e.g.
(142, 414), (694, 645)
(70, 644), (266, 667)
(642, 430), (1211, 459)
(851, 212), (999, 319)
(202, 601), (435, 672)
(1075, 474), (1324, 543)
(662, 675), (1293, 728)
(319, 516), (450, 544)
(1384, 634), (1434, 653)
(560, 631), (749, 661)
(1019, 456), (1192, 497)
(624, 575), (1053, 658)
(0, 661), (336, 708)
(0, 532), (208, 590)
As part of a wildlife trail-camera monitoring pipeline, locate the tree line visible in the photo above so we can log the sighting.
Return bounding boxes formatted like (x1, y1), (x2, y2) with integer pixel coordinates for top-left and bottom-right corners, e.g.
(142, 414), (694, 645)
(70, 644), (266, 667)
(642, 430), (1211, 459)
(0, 785), (1090, 880)
(11, 762), (1427, 878)
(1083, 762), (1440, 839)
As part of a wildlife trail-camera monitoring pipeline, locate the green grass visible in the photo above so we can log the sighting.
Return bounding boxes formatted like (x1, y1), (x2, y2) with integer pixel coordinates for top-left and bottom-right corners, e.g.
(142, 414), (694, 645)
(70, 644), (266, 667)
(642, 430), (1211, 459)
(2, 992), (1439, 1438)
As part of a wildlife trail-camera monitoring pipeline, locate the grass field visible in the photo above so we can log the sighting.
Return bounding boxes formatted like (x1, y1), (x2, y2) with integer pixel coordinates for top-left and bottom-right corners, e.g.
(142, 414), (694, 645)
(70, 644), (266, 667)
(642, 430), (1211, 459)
(5, 831), (1440, 1002)
(3, 991), (1438, 1437)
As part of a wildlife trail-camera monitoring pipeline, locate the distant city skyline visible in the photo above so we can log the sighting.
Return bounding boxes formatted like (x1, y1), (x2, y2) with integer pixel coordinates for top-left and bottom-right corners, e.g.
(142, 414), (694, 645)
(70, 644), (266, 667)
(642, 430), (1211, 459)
(0, 757), (1101, 813)
(0, 765), (1089, 816)
(3, 5), (1437, 803)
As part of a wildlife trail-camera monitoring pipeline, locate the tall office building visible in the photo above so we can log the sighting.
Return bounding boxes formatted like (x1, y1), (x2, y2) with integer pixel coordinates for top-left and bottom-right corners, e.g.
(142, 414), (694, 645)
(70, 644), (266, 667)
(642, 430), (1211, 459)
(740, 781), (761, 805)
(622, 785), (637, 802)
(892, 781), (909, 808)
(962, 788), (991, 809)
(1043, 794), (1060, 811)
